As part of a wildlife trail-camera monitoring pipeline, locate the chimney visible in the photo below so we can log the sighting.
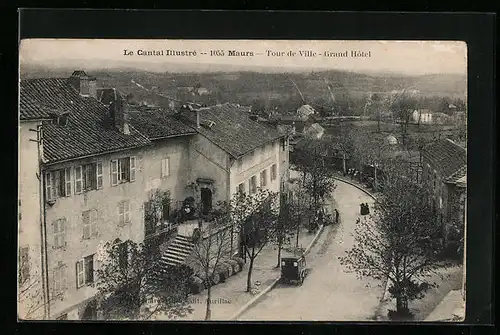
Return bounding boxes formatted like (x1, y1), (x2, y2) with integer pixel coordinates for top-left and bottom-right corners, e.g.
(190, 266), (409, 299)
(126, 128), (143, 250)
(180, 104), (200, 128)
(68, 70), (97, 99)
(110, 89), (130, 135)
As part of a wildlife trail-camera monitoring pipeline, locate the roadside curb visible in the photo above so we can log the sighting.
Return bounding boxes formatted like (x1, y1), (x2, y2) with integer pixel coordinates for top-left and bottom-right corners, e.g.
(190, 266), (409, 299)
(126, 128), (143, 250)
(229, 224), (326, 320)
(304, 224), (325, 255)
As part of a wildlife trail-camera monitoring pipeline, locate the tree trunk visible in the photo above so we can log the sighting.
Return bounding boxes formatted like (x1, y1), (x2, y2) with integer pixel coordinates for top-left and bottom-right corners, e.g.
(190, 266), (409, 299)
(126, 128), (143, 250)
(342, 153), (347, 175)
(246, 256), (255, 292)
(296, 217), (300, 247)
(276, 235), (282, 268)
(205, 284), (212, 320)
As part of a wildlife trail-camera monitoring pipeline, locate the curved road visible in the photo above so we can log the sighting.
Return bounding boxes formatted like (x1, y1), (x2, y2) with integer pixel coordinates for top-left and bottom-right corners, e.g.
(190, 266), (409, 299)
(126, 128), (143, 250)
(238, 180), (383, 321)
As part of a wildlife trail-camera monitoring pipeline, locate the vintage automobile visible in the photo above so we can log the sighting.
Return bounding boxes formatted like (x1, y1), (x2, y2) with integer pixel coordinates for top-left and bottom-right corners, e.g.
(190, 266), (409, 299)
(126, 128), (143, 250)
(280, 255), (308, 286)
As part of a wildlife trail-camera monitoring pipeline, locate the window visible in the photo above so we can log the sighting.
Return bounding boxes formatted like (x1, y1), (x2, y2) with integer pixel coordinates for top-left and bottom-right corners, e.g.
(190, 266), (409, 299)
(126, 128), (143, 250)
(19, 247), (30, 285)
(281, 139), (286, 151)
(45, 170), (68, 199)
(76, 255), (94, 288)
(161, 158), (170, 178)
(83, 164), (94, 191)
(161, 195), (170, 221)
(53, 262), (67, 297)
(118, 200), (131, 226)
(53, 218), (66, 249)
(270, 164), (277, 181)
(260, 169), (268, 188)
(82, 209), (98, 239)
(117, 242), (128, 270)
(111, 157), (136, 185)
(238, 182), (245, 195)
(249, 175), (257, 194)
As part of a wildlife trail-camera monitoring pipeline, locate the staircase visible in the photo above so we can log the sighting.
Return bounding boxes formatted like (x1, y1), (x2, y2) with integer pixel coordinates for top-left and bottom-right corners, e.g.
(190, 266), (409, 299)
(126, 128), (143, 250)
(158, 234), (195, 268)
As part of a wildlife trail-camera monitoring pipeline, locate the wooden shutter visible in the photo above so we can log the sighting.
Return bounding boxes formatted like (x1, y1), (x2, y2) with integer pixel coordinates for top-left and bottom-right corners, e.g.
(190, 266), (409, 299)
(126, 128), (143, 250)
(96, 162), (103, 189)
(110, 160), (118, 186)
(64, 168), (72, 196)
(76, 260), (84, 288)
(45, 172), (53, 200)
(82, 211), (91, 239)
(74, 166), (83, 194)
(129, 157), (136, 182)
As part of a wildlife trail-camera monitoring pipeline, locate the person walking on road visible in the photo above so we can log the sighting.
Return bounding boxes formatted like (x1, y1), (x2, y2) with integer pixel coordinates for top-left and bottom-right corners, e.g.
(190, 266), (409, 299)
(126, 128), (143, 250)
(334, 208), (339, 224)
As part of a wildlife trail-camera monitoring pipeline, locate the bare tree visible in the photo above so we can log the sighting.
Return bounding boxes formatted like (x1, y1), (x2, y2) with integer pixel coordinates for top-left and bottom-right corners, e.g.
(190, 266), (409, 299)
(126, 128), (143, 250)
(272, 191), (298, 267)
(293, 137), (336, 210)
(231, 189), (279, 292)
(94, 239), (193, 320)
(189, 201), (233, 320)
(18, 271), (60, 320)
(388, 89), (418, 149)
(290, 185), (310, 248)
(339, 160), (447, 319)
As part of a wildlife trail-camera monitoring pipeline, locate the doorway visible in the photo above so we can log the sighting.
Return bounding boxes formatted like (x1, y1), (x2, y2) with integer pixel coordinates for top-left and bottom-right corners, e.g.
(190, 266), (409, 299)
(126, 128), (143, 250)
(200, 187), (213, 215)
(81, 300), (98, 320)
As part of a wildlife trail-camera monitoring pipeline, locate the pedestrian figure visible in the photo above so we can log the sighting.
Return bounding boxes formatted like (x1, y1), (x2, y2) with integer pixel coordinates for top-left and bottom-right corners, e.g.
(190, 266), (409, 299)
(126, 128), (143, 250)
(356, 218), (360, 225)
(360, 203), (364, 215)
(365, 203), (370, 214)
(334, 209), (339, 224)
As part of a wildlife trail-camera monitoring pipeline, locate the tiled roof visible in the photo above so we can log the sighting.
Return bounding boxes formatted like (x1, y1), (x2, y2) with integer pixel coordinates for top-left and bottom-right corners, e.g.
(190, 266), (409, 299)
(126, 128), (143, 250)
(422, 138), (466, 180)
(178, 103), (284, 158)
(21, 78), (151, 164)
(19, 94), (54, 120)
(128, 110), (196, 140)
(445, 165), (467, 186)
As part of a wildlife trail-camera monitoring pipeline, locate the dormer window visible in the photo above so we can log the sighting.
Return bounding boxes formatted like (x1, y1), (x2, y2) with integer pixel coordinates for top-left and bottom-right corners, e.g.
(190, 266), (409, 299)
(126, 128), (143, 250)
(57, 113), (69, 127)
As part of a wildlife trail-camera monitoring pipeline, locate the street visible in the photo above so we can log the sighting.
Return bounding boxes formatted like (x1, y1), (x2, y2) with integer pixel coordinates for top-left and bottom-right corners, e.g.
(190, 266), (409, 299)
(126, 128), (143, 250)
(238, 180), (383, 321)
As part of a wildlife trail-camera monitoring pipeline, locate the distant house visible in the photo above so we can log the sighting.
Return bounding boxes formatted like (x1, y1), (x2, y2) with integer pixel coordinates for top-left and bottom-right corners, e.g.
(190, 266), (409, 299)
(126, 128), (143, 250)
(383, 134), (398, 146)
(432, 112), (452, 125)
(297, 104), (316, 118)
(421, 139), (466, 244)
(304, 123), (325, 140)
(412, 108), (433, 124)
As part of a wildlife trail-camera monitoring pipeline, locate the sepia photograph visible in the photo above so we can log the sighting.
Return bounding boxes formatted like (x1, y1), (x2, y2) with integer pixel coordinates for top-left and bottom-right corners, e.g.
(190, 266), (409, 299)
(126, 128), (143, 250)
(18, 39), (467, 322)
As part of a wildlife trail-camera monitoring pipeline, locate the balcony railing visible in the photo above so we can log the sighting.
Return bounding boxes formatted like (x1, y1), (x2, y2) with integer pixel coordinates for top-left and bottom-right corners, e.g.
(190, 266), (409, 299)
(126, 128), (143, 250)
(144, 221), (179, 239)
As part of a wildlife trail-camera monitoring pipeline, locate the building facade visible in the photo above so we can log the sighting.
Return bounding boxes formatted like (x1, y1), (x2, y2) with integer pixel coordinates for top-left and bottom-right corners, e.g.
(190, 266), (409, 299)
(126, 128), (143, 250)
(421, 139), (466, 243)
(19, 72), (289, 320)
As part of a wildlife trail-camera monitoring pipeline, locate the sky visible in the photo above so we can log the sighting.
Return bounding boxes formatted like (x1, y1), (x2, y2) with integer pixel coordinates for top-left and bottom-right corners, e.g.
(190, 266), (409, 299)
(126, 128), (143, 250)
(19, 39), (467, 76)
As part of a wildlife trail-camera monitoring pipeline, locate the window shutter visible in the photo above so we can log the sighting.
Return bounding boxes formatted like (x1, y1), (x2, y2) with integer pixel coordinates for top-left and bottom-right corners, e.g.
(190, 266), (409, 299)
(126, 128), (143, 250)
(64, 168), (72, 196)
(125, 201), (131, 223)
(110, 160), (118, 186)
(45, 172), (53, 200)
(76, 261), (84, 288)
(118, 201), (124, 225)
(129, 157), (136, 182)
(96, 162), (103, 189)
(90, 210), (98, 237)
(82, 211), (90, 239)
(74, 167), (83, 194)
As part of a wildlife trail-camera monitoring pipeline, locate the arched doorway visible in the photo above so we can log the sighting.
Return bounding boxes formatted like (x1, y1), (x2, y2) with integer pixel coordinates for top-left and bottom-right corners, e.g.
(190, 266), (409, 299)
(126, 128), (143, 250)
(81, 300), (98, 320)
(200, 187), (213, 215)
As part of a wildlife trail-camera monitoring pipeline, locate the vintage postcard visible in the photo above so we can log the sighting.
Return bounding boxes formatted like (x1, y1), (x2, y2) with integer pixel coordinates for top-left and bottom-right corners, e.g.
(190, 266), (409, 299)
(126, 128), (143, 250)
(18, 39), (467, 322)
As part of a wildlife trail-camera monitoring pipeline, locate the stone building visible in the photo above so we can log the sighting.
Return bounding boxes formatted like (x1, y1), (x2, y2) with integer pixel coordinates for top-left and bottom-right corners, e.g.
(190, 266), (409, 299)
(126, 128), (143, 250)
(421, 139), (466, 243)
(18, 71), (289, 320)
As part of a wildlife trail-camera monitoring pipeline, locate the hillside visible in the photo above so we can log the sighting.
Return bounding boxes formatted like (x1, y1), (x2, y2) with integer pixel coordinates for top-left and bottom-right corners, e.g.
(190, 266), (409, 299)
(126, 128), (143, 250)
(20, 65), (467, 112)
